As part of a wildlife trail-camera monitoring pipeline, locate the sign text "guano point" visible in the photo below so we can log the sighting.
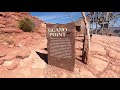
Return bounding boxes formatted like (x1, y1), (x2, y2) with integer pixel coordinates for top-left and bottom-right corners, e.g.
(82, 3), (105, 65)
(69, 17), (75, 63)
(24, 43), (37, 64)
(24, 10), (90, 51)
(48, 28), (68, 37)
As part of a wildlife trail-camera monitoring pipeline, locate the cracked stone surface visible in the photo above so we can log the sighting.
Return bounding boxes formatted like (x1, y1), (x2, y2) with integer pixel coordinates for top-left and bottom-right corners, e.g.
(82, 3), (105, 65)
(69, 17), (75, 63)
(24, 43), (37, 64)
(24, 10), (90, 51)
(0, 33), (120, 78)
(79, 67), (97, 78)
(90, 57), (108, 72)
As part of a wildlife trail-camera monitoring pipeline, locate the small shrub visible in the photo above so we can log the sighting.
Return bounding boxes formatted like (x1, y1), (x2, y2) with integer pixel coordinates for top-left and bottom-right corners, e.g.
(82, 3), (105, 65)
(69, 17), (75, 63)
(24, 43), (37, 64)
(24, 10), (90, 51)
(19, 17), (35, 32)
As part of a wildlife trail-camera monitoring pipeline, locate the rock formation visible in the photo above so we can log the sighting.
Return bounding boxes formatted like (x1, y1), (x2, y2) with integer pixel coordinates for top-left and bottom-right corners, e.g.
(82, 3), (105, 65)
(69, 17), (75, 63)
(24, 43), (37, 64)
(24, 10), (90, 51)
(0, 12), (46, 34)
(0, 12), (47, 70)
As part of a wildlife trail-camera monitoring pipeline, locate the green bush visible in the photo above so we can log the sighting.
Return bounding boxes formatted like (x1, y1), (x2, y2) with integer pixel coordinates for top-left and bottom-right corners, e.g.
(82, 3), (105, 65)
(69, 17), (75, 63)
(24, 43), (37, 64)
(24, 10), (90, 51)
(19, 17), (35, 32)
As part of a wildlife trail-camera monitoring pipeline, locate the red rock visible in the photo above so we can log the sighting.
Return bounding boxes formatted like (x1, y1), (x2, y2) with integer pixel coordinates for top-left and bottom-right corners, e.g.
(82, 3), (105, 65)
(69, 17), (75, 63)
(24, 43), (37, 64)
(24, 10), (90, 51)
(0, 28), (23, 33)
(90, 57), (108, 72)
(2, 42), (9, 46)
(0, 54), (16, 61)
(17, 47), (31, 59)
(0, 24), (5, 28)
(0, 59), (4, 65)
(0, 12), (6, 16)
(11, 15), (19, 20)
(0, 20), (6, 25)
(108, 50), (118, 59)
(115, 53), (120, 60)
(0, 12), (45, 33)
(7, 58), (20, 70)
(0, 52), (6, 58)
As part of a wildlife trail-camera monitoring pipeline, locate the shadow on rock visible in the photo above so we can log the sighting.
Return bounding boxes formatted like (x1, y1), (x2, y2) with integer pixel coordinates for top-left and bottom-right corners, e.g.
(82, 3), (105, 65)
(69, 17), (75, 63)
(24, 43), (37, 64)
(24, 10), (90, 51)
(35, 51), (48, 64)
(44, 48), (47, 51)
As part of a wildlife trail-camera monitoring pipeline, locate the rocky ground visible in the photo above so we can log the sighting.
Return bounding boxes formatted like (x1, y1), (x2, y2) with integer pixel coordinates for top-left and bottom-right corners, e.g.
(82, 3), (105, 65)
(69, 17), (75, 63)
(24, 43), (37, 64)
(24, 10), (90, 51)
(0, 32), (120, 78)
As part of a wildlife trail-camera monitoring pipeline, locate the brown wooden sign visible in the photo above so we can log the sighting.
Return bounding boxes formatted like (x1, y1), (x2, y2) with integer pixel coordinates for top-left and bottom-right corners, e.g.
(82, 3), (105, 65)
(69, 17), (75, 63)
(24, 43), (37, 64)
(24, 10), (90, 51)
(46, 23), (75, 71)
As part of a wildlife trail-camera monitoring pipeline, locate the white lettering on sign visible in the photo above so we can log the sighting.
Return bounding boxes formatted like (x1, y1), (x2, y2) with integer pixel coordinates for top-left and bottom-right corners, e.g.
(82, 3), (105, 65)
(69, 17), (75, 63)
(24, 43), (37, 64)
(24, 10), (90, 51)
(49, 33), (66, 37)
(48, 28), (68, 32)
(48, 28), (68, 37)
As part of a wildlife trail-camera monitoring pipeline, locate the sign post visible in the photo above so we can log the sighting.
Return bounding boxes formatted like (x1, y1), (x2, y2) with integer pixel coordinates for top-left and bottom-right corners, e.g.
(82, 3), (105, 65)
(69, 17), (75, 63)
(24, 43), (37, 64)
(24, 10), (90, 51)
(46, 23), (75, 71)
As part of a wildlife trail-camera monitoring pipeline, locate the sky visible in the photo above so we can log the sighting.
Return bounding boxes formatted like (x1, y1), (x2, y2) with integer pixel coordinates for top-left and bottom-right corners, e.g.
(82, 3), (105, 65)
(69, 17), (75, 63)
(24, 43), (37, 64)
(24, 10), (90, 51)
(30, 12), (120, 27)
(30, 12), (82, 24)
